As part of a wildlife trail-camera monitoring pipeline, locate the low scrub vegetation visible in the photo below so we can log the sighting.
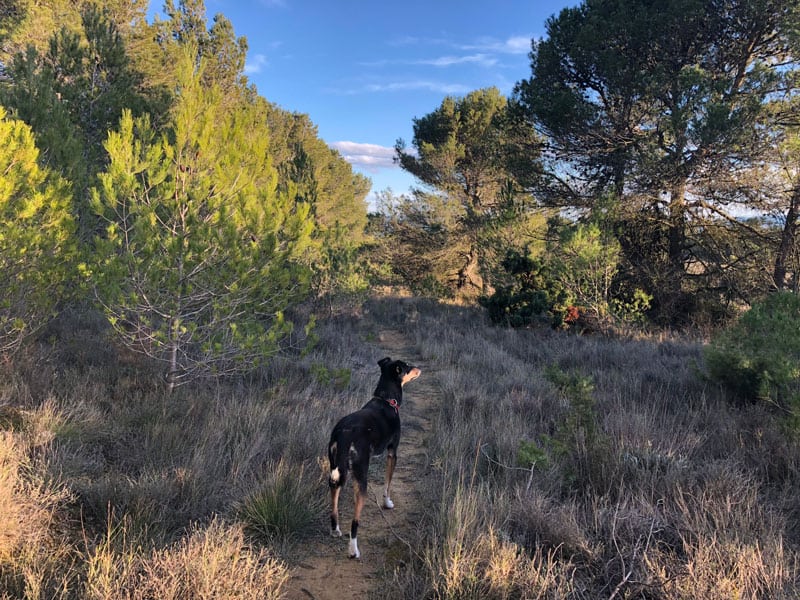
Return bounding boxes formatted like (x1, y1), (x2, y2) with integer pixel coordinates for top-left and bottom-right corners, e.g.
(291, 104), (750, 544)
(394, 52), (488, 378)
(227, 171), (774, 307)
(0, 306), (380, 598)
(2, 296), (800, 598)
(372, 297), (800, 599)
(705, 291), (800, 418)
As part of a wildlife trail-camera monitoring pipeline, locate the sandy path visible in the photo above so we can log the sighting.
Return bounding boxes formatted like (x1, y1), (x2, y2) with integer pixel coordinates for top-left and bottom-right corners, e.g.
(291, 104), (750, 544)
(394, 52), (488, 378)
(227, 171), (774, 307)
(282, 329), (436, 600)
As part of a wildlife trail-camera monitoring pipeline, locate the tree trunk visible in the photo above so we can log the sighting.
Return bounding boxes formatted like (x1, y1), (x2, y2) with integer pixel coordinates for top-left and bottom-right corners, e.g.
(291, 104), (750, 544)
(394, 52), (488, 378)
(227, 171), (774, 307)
(455, 246), (483, 296)
(774, 186), (800, 291)
(668, 180), (687, 280)
(656, 179), (689, 322)
(167, 317), (179, 394)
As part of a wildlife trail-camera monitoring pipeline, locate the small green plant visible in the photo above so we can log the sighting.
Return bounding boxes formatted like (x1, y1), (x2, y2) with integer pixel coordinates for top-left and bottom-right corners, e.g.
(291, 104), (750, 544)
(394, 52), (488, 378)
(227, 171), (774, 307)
(309, 363), (352, 390)
(517, 440), (549, 470)
(542, 366), (612, 493)
(480, 249), (569, 328)
(704, 291), (800, 416)
(611, 287), (653, 325)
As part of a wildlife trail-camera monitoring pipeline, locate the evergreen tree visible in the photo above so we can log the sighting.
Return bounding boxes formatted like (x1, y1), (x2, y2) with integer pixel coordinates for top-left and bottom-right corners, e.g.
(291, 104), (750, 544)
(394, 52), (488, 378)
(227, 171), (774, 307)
(91, 53), (314, 389)
(0, 106), (75, 353)
(263, 102), (371, 303)
(394, 87), (541, 298)
(1, 5), (152, 239)
(154, 0), (248, 98)
(516, 0), (800, 321)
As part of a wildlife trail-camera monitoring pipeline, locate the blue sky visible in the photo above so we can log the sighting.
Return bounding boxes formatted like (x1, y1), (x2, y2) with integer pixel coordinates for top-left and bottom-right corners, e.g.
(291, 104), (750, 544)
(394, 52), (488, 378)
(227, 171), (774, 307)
(147, 1), (574, 204)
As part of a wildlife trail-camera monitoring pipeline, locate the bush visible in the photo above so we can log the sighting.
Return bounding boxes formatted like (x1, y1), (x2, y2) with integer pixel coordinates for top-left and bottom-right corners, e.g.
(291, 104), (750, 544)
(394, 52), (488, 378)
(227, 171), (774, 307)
(480, 250), (569, 328)
(83, 517), (289, 600)
(704, 291), (800, 412)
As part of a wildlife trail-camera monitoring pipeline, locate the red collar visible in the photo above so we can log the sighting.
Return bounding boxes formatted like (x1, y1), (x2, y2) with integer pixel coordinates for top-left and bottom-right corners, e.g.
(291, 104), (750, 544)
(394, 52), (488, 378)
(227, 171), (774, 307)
(384, 398), (399, 414)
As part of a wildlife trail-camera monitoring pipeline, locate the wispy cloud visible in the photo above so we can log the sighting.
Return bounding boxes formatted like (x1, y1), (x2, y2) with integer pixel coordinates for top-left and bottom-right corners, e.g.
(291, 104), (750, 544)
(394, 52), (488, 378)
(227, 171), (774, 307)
(387, 34), (532, 55)
(244, 53), (268, 74)
(363, 54), (498, 68)
(330, 141), (397, 172)
(503, 36), (533, 54)
(459, 35), (532, 55)
(330, 80), (472, 96)
(420, 53), (498, 67)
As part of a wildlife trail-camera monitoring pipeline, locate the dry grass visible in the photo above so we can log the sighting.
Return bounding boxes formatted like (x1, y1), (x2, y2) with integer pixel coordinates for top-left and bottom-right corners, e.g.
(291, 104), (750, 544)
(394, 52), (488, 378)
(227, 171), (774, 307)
(83, 516), (288, 600)
(2, 297), (800, 598)
(0, 307), (383, 598)
(0, 410), (76, 598)
(366, 296), (800, 599)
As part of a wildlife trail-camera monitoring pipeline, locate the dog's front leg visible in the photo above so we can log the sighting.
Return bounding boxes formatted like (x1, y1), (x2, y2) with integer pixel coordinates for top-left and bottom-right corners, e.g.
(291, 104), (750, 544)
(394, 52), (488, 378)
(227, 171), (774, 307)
(383, 448), (396, 509)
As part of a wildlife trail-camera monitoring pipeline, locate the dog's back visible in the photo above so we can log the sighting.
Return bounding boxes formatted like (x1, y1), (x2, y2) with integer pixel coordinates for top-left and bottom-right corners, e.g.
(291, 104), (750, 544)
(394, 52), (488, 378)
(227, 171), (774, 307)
(328, 398), (399, 488)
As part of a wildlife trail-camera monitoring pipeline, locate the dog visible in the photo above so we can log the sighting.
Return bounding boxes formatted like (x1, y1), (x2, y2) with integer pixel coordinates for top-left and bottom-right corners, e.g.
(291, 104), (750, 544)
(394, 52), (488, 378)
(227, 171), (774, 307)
(327, 357), (421, 559)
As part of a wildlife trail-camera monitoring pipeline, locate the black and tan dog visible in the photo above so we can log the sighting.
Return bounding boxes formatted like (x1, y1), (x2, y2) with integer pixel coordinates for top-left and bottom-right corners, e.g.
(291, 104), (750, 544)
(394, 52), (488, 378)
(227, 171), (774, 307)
(327, 357), (421, 558)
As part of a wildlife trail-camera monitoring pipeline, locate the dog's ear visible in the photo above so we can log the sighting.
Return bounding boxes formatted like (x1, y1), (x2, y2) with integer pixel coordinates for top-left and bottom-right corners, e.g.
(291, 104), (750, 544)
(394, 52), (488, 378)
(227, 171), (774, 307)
(378, 357), (392, 367)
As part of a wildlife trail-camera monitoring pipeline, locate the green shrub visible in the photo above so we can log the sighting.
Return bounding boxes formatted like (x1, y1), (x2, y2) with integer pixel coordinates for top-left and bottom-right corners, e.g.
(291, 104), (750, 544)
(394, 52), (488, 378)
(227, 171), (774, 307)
(479, 249), (569, 328)
(542, 367), (614, 494)
(309, 363), (351, 391)
(704, 291), (800, 411)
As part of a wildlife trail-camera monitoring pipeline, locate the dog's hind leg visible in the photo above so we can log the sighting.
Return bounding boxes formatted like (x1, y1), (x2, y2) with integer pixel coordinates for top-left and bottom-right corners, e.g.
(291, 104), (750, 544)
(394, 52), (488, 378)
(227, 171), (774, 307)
(330, 484), (342, 537)
(328, 440), (345, 537)
(349, 481), (366, 559)
(349, 458), (368, 559)
(383, 447), (396, 509)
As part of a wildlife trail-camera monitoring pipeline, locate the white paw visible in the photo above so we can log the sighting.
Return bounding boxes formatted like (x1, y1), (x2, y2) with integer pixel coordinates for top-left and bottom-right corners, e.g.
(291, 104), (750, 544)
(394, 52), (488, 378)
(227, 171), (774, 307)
(383, 495), (394, 509)
(331, 526), (342, 537)
(348, 538), (360, 559)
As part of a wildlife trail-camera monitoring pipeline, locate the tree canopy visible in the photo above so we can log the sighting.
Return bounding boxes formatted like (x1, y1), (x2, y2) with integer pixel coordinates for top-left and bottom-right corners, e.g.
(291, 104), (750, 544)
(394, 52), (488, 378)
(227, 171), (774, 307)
(0, 107), (75, 353)
(394, 87), (542, 297)
(0, 0), (370, 380)
(513, 0), (800, 322)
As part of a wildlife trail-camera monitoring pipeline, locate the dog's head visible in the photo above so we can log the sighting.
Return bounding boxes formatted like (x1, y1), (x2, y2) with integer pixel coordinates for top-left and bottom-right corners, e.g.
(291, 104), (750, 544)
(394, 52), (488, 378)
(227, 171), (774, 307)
(378, 357), (421, 387)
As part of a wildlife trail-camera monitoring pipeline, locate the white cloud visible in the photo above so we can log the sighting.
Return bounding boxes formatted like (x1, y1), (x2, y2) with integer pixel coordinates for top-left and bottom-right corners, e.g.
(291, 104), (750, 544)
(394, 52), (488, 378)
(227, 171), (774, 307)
(330, 141), (397, 173)
(244, 53), (268, 74)
(419, 53), (498, 67)
(360, 53), (497, 69)
(500, 36), (533, 54)
(387, 34), (531, 55)
(327, 79), (472, 96)
(364, 80), (472, 95)
(459, 35), (533, 55)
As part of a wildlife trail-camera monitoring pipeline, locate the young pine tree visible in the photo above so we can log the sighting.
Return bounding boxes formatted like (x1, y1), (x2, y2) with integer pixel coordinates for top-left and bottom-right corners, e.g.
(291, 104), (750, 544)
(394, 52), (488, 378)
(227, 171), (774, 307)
(91, 54), (314, 390)
(0, 107), (75, 353)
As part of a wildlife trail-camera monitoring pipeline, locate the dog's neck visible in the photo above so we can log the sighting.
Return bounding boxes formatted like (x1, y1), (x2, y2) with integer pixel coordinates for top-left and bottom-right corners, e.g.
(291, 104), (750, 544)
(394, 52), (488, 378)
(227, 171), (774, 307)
(373, 380), (402, 406)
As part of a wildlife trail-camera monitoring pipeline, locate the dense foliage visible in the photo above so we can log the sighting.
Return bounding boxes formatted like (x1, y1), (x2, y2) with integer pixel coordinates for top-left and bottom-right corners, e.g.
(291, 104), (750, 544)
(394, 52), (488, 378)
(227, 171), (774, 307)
(705, 291), (800, 420)
(0, 108), (75, 352)
(383, 0), (800, 326)
(2, 0), (800, 370)
(0, 1), (369, 383)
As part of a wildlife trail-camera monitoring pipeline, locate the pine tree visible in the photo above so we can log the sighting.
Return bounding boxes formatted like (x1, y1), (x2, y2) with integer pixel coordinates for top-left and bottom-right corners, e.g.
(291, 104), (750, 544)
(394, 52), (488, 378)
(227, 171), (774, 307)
(0, 106), (75, 353)
(91, 52), (314, 389)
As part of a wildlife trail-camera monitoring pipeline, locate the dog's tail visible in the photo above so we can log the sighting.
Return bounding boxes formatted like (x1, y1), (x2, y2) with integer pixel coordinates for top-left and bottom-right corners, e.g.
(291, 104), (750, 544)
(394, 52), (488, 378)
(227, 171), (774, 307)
(328, 433), (350, 488)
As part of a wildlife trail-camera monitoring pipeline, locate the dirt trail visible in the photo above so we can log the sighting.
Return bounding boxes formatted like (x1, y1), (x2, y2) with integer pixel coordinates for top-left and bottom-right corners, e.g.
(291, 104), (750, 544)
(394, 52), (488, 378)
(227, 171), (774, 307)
(283, 329), (437, 600)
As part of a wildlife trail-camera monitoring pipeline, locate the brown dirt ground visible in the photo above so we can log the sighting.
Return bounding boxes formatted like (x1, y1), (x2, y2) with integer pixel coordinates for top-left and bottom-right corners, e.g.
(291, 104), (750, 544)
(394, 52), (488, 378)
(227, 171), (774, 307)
(282, 329), (437, 600)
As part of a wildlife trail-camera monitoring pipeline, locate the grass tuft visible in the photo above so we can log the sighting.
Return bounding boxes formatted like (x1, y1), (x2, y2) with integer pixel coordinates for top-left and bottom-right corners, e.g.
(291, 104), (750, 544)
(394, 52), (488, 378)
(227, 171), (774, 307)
(236, 460), (323, 544)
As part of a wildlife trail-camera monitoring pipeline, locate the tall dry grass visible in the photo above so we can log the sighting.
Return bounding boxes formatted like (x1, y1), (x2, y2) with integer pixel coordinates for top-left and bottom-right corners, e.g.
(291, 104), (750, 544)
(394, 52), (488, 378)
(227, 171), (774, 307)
(0, 307), (386, 598)
(2, 297), (800, 598)
(367, 296), (800, 599)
